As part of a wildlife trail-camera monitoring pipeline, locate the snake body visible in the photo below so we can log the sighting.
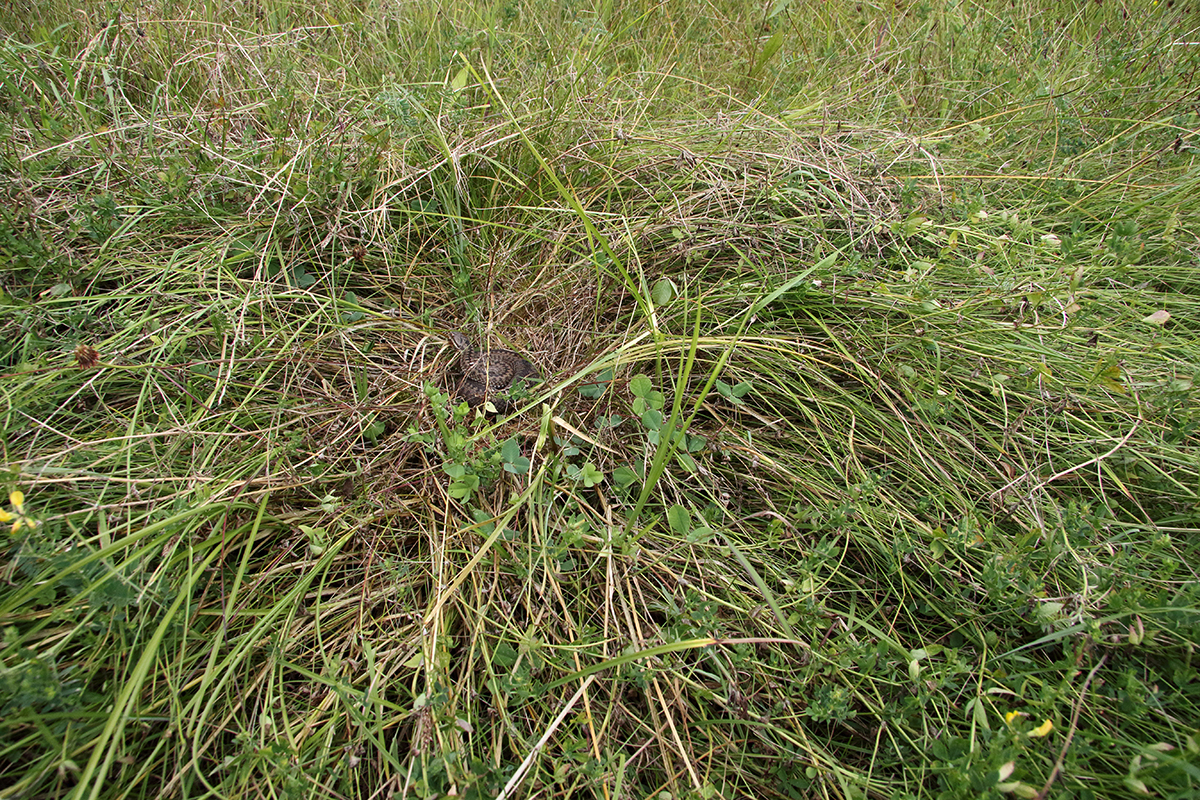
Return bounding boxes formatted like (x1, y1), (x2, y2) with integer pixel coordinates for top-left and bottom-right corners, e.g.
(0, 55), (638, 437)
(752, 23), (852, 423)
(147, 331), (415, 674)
(449, 331), (537, 412)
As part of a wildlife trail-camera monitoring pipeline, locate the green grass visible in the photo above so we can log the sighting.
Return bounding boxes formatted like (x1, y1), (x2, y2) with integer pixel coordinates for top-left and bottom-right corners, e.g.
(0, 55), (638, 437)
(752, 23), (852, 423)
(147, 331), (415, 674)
(2, 0), (1199, 798)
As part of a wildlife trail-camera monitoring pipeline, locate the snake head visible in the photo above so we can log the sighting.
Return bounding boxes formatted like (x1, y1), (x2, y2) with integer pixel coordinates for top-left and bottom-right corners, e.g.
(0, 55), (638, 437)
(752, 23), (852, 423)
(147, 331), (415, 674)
(448, 331), (472, 351)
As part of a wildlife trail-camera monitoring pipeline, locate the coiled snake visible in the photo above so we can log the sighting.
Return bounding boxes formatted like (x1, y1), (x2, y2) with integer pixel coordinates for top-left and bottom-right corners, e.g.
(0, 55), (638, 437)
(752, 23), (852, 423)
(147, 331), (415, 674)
(448, 331), (537, 412)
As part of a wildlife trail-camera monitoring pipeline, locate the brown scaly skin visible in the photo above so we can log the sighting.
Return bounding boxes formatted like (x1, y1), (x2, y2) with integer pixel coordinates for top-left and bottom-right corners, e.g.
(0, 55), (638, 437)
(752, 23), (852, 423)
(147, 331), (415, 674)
(448, 331), (537, 412)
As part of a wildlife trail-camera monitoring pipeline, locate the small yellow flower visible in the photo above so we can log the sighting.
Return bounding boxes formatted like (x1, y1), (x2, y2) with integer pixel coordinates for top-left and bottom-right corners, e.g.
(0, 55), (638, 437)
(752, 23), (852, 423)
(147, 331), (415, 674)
(1029, 720), (1054, 738)
(4, 490), (38, 535)
(1005, 710), (1024, 725)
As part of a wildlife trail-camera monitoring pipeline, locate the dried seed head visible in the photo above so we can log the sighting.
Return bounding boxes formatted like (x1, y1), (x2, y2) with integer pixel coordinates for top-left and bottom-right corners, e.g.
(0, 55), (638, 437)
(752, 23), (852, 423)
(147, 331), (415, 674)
(75, 345), (100, 368)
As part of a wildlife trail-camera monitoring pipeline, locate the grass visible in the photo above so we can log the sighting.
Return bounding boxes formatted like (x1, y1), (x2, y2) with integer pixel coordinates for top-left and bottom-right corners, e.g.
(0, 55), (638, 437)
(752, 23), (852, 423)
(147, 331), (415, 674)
(1, 0), (1199, 798)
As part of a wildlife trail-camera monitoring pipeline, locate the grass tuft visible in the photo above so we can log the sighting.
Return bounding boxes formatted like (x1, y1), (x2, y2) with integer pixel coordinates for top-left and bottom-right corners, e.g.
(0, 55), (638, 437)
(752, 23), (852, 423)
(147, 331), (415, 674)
(2, 1), (1199, 798)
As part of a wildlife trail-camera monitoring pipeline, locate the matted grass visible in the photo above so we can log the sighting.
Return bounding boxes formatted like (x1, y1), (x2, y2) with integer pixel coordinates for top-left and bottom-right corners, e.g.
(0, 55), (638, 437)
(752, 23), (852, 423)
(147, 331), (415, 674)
(2, 1), (1199, 798)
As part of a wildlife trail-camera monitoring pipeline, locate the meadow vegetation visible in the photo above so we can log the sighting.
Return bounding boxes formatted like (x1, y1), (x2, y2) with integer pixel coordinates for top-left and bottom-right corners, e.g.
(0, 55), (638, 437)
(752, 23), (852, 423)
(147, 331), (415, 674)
(1, 0), (1199, 797)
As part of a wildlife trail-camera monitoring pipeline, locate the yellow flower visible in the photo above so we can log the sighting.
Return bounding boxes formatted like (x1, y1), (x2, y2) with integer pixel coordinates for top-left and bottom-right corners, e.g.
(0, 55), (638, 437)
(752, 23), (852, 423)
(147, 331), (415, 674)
(1029, 720), (1054, 738)
(4, 490), (38, 535)
(1005, 710), (1024, 725)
